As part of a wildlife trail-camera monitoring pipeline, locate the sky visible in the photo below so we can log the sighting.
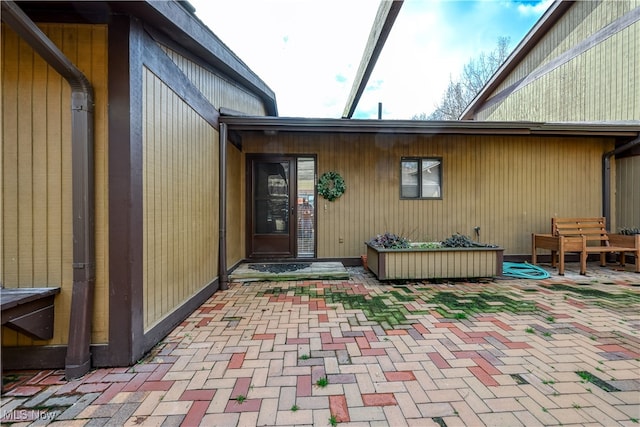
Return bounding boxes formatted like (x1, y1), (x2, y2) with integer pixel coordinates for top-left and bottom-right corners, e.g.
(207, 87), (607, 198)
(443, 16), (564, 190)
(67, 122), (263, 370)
(188, 0), (552, 119)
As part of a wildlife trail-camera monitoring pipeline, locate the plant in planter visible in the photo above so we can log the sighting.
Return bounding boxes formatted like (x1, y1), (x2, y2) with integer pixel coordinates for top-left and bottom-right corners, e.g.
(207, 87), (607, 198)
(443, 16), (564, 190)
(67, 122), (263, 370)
(441, 233), (498, 248)
(365, 232), (503, 280)
(367, 232), (411, 249)
(619, 227), (640, 235)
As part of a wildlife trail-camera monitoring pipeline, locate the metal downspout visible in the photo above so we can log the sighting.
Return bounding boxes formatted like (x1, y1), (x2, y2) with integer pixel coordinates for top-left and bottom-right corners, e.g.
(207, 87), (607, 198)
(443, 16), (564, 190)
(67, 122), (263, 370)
(218, 123), (229, 290)
(602, 134), (640, 230)
(1, 1), (96, 379)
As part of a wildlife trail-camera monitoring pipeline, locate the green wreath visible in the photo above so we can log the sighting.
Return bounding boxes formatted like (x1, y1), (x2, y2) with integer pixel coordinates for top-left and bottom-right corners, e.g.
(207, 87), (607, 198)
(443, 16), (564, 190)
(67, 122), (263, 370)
(317, 171), (346, 201)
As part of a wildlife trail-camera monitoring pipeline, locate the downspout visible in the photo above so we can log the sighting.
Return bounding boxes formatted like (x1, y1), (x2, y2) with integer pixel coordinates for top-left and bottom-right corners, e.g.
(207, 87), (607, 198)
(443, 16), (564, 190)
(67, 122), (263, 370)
(218, 123), (229, 290)
(1, 1), (96, 379)
(602, 134), (640, 230)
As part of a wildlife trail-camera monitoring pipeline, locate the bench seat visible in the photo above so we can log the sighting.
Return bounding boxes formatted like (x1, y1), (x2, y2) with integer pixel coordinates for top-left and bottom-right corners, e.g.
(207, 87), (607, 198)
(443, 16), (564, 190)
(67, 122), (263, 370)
(1, 287), (61, 340)
(532, 217), (639, 275)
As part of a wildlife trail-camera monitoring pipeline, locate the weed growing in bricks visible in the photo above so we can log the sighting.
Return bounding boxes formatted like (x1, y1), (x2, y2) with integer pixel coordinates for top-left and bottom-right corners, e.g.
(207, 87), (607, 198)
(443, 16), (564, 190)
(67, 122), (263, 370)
(235, 395), (246, 404)
(329, 415), (338, 427)
(316, 377), (329, 388)
(291, 404), (299, 412)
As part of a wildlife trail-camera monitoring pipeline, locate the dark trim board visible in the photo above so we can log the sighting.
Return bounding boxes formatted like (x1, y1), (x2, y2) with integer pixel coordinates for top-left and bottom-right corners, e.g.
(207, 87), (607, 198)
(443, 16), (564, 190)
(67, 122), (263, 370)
(142, 279), (220, 357)
(1, 279), (220, 371)
(108, 15), (145, 367)
(142, 30), (219, 129)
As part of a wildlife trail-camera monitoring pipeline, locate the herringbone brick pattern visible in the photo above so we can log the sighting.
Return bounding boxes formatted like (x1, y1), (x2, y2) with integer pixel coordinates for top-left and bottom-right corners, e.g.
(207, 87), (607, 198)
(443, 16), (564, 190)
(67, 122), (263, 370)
(2, 264), (639, 426)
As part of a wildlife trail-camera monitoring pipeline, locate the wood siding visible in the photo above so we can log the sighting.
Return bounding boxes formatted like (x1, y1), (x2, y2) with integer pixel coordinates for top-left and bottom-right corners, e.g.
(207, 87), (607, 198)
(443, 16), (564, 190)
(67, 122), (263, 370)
(477, 1), (639, 122)
(162, 47), (267, 116)
(367, 246), (502, 280)
(474, 1), (639, 237)
(226, 143), (246, 266)
(142, 69), (218, 330)
(616, 156), (640, 230)
(1, 24), (109, 346)
(243, 133), (612, 257)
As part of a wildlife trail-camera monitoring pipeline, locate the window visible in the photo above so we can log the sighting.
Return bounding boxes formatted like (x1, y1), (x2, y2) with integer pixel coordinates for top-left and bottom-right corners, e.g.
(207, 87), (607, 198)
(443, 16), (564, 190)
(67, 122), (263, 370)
(401, 158), (442, 199)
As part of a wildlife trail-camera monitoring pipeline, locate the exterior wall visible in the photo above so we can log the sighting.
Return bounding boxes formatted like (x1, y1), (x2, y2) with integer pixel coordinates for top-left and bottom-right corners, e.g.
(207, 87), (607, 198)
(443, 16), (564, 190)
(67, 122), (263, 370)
(163, 47), (267, 116)
(616, 156), (640, 230)
(1, 24), (109, 346)
(142, 69), (218, 330)
(226, 143), (246, 266)
(243, 133), (612, 257)
(477, 1), (639, 121)
(474, 1), (640, 233)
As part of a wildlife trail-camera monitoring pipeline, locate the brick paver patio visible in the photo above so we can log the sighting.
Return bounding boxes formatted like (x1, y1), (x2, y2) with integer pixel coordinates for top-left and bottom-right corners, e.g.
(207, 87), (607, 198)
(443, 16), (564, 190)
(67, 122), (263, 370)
(2, 263), (639, 426)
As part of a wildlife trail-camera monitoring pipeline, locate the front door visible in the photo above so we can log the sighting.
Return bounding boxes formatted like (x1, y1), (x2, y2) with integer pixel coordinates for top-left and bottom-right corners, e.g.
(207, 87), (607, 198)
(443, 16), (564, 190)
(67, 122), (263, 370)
(248, 156), (297, 258)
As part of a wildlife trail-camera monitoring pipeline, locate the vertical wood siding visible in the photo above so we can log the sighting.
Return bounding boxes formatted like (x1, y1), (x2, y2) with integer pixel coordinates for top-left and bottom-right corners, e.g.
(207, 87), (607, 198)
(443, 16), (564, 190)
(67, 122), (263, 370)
(162, 47), (267, 116)
(226, 143), (246, 266)
(1, 24), (109, 346)
(616, 156), (640, 229)
(476, 1), (639, 237)
(243, 133), (610, 257)
(142, 69), (218, 330)
(480, 0), (639, 122)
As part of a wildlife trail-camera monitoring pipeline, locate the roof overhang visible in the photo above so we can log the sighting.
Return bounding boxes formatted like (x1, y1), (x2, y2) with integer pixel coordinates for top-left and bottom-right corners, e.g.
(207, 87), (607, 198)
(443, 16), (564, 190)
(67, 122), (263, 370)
(221, 116), (640, 138)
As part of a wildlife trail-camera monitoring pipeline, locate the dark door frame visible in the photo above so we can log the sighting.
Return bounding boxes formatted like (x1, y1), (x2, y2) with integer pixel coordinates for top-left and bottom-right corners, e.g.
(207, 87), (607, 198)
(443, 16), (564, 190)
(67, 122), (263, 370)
(246, 154), (297, 259)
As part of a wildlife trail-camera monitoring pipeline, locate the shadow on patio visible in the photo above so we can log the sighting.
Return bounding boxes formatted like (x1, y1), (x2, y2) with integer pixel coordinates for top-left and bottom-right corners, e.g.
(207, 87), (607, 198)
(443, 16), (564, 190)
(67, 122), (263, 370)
(2, 262), (639, 426)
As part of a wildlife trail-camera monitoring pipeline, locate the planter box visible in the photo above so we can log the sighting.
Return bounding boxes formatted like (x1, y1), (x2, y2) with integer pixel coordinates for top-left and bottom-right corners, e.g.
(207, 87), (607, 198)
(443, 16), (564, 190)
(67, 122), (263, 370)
(366, 243), (504, 280)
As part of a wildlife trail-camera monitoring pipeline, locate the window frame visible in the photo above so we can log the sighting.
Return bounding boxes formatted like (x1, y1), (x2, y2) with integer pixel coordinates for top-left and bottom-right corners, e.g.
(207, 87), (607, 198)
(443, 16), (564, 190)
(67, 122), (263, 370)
(400, 157), (443, 200)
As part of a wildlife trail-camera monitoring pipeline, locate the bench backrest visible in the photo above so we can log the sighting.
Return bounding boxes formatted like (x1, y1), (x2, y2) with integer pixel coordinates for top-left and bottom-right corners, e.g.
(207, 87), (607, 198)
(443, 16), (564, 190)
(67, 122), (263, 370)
(552, 217), (610, 245)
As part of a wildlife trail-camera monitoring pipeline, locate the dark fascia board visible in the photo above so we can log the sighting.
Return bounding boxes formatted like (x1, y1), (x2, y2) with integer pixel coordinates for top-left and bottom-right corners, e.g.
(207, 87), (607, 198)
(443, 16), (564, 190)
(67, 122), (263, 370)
(15, 1), (278, 116)
(460, 0), (573, 120)
(107, 1), (278, 116)
(220, 116), (640, 138)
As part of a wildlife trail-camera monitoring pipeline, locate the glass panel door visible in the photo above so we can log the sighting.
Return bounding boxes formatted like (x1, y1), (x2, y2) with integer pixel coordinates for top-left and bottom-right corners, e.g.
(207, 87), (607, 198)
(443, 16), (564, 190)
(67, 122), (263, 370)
(296, 158), (316, 257)
(249, 157), (295, 258)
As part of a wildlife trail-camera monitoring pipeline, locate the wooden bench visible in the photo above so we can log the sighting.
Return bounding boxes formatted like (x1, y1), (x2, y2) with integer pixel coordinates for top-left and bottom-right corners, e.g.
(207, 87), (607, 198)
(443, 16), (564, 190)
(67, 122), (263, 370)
(1, 287), (60, 340)
(532, 217), (639, 275)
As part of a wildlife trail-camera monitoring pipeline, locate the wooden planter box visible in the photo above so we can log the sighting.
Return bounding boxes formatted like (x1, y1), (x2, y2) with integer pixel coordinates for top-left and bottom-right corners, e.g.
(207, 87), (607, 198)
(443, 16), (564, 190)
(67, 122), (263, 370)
(366, 243), (504, 280)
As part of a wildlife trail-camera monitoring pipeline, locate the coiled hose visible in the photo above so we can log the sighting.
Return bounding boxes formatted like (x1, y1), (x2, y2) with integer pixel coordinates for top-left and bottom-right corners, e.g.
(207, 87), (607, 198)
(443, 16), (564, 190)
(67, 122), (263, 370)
(503, 262), (550, 279)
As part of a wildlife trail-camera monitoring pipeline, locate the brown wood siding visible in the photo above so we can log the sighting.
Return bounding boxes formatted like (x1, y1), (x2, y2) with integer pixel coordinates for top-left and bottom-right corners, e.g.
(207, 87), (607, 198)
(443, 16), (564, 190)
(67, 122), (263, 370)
(162, 47), (267, 116)
(479, 1), (639, 121)
(616, 156), (640, 230)
(243, 133), (611, 257)
(1, 23), (109, 346)
(142, 69), (218, 330)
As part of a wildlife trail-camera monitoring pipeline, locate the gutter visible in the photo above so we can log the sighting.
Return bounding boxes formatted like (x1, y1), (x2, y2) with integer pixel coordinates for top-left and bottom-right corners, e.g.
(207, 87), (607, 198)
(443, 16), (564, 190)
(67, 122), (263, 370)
(1, 1), (96, 379)
(218, 123), (229, 290)
(603, 135), (640, 230)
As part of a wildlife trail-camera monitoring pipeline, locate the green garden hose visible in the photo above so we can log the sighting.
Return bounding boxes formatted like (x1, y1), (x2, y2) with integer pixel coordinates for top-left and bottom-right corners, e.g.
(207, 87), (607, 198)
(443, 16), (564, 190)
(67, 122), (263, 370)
(503, 262), (550, 279)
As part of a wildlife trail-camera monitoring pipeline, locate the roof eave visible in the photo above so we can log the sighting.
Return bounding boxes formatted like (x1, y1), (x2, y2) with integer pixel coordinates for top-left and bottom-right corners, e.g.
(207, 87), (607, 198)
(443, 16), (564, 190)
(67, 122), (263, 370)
(220, 116), (640, 137)
(115, 0), (279, 116)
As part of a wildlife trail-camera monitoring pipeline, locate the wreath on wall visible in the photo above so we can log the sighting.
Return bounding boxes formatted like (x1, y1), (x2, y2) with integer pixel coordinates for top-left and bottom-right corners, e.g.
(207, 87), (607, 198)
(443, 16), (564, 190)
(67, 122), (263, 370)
(317, 171), (346, 201)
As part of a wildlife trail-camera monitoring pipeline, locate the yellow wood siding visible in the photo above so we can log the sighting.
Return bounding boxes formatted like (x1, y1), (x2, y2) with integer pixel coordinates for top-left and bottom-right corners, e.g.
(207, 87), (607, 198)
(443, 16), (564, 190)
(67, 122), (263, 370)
(162, 47), (267, 115)
(475, 1), (639, 240)
(1, 24), (109, 346)
(142, 69), (218, 330)
(226, 143), (245, 266)
(243, 133), (611, 257)
(480, 1), (639, 121)
(616, 156), (640, 229)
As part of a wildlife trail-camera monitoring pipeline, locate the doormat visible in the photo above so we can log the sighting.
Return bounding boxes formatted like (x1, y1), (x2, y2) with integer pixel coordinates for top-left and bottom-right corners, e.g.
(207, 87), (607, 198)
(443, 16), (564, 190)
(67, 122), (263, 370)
(230, 262), (349, 282)
(249, 263), (311, 273)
